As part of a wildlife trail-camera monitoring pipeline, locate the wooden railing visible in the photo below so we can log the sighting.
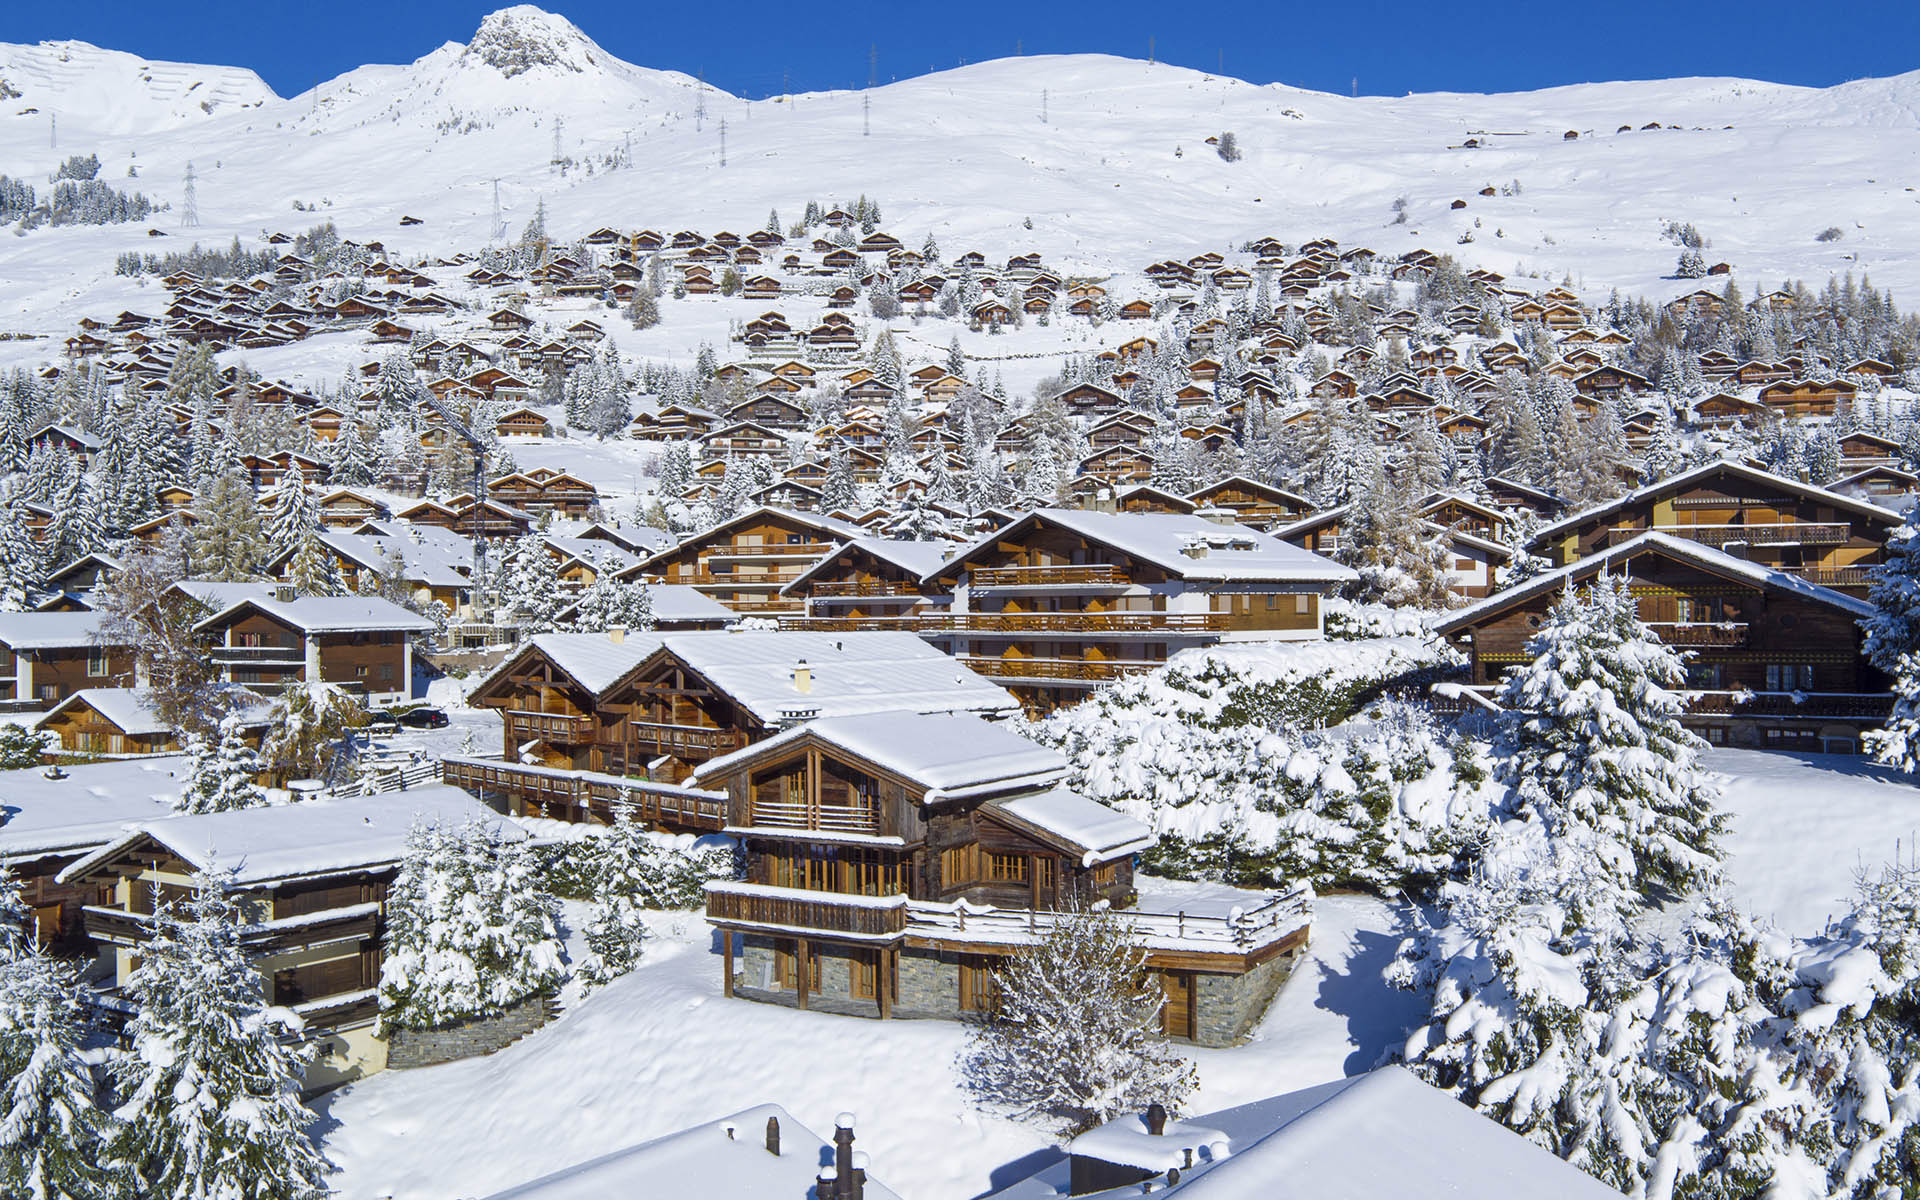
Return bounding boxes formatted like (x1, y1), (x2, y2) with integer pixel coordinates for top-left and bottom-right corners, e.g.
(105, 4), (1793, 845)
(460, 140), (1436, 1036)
(506, 710), (596, 743)
(782, 617), (926, 632)
(958, 656), (1160, 683)
(707, 542), (836, 560)
(631, 721), (746, 755)
(213, 644), (306, 663)
(705, 882), (906, 939)
(82, 904), (379, 956)
(807, 581), (925, 597)
(783, 613), (1229, 635)
(970, 565), (1125, 587)
(900, 883), (1314, 958)
(747, 799), (880, 836)
(1611, 523), (1853, 548)
(1643, 622), (1749, 647)
(1685, 691), (1893, 718)
(441, 756), (728, 829)
(1796, 566), (1874, 587)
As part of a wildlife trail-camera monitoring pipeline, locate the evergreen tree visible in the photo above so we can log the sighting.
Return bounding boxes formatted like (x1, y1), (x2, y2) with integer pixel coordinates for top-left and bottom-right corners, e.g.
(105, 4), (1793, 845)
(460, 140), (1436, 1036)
(188, 468), (268, 581)
(329, 419), (376, 488)
(0, 488), (42, 610)
(1864, 503), (1920, 773)
(1338, 456), (1454, 609)
(109, 883), (330, 1200)
(378, 819), (563, 1032)
(0, 950), (120, 1200)
(1494, 574), (1726, 897)
(565, 570), (656, 634)
(262, 462), (320, 548)
(175, 711), (265, 814)
(963, 906), (1198, 1134)
(498, 536), (566, 633)
(258, 682), (366, 785)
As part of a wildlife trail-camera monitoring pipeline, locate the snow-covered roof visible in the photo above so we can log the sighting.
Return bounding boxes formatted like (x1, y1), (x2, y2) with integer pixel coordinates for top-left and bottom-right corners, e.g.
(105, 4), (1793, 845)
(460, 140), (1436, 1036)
(543, 535), (644, 573)
(641, 585), (736, 624)
(0, 757), (185, 863)
(635, 506), (865, 574)
(653, 631), (1019, 726)
(0, 610), (110, 650)
(35, 687), (172, 736)
(1003, 1067), (1619, 1199)
(1533, 458), (1902, 544)
(782, 536), (960, 595)
(309, 531), (473, 589)
(477, 632), (667, 698)
(987, 786), (1154, 864)
(1436, 530), (1877, 634)
(690, 712), (1067, 797)
(479, 1105), (902, 1200)
(933, 510), (1354, 584)
(57, 787), (519, 889)
(192, 593), (439, 635)
(170, 580), (276, 612)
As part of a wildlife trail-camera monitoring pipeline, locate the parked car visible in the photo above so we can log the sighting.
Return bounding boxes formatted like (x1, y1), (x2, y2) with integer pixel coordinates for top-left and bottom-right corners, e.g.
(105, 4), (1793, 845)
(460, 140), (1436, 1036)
(396, 706), (450, 729)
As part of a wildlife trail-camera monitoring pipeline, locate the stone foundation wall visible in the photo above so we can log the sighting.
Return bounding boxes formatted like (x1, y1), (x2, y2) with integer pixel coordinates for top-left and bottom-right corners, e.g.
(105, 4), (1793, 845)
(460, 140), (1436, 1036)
(1193, 944), (1306, 1047)
(385, 992), (553, 1069)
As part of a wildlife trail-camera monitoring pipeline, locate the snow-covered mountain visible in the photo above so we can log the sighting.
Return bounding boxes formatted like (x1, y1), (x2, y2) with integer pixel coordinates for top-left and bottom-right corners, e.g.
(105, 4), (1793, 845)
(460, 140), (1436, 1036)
(0, 5), (1916, 336)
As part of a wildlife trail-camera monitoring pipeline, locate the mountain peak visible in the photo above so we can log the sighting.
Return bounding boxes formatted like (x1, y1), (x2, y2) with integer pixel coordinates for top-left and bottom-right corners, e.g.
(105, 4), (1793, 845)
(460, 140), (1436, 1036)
(460, 6), (602, 78)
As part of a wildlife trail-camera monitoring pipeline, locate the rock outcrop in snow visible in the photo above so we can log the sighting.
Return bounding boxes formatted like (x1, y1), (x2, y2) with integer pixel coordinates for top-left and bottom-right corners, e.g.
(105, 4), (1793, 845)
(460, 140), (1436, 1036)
(461, 6), (606, 78)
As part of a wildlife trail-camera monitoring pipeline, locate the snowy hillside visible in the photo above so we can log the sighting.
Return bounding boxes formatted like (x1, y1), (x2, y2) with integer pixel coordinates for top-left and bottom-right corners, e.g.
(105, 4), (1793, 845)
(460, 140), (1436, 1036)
(0, 5), (1916, 345)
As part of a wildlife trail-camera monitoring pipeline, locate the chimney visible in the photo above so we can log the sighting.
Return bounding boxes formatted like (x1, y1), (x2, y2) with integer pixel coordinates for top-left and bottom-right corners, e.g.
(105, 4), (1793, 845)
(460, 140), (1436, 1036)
(1145, 1103), (1168, 1136)
(608, 624), (626, 644)
(792, 660), (812, 694)
(1195, 505), (1239, 526)
(764, 1115), (780, 1156)
(829, 1113), (865, 1200)
(274, 583), (298, 602)
(1179, 537), (1209, 560)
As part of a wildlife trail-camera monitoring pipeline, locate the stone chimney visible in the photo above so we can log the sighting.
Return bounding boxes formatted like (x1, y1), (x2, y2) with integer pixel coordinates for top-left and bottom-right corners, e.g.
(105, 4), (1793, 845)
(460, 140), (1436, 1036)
(1179, 537), (1209, 560)
(274, 582), (298, 603)
(792, 660), (812, 694)
(814, 1113), (865, 1200)
(1145, 1102), (1168, 1136)
(764, 1115), (780, 1156)
(608, 625), (626, 644)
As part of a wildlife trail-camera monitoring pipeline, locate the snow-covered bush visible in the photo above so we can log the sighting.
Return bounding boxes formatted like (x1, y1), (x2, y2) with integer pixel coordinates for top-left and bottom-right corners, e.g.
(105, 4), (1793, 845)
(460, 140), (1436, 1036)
(1322, 597), (1431, 641)
(379, 819), (564, 1032)
(258, 681), (367, 783)
(109, 882), (330, 1200)
(1862, 502), (1920, 773)
(1032, 639), (1493, 893)
(174, 711), (266, 814)
(963, 906), (1197, 1134)
(0, 724), (47, 770)
(1392, 858), (1920, 1198)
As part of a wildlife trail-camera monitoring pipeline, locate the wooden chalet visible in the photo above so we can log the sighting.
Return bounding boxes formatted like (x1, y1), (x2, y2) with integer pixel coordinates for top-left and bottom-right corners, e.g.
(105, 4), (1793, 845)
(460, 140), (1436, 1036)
(1185, 477), (1317, 529)
(696, 712), (1312, 1044)
(623, 507), (865, 616)
(1436, 532), (1889, 752)
(1531, 459), (1898, 592)
(0, 612), (134, 709)
(194, 589), (434, 706)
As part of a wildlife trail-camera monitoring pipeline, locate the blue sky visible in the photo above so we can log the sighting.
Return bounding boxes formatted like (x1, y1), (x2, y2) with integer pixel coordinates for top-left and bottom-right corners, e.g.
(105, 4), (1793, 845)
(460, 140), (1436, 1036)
(8, 1), (1918, 99)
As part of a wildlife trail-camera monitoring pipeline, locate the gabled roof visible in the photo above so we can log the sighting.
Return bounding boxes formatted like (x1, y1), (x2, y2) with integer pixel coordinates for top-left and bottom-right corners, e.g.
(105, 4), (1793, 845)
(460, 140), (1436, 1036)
(627, 507), (865, 577)
(691, 712), (1066, 799)
(0, 611), (113, 650)
(1435, 530), (1875, 637)
(781, 537), (960, 595)
(474, 632), (666, 700)
(986, 787), (1155, 865)
(192, 594), (437, 636)
(930, 510), (1353, 585)
(1535, 459), (1899, 546)
(58, 788), (518, 889)
(1186, 475), (1316, 510)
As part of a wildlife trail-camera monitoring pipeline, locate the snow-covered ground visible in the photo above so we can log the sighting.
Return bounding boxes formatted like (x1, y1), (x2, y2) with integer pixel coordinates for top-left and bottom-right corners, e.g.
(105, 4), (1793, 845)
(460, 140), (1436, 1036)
(1711, 746), (1920, 932)
(317, 891), (1416, 1200)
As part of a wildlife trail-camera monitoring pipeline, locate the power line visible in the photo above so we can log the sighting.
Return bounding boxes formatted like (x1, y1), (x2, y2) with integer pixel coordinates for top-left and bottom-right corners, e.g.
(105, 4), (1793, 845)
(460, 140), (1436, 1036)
(180, 161), (199, 228)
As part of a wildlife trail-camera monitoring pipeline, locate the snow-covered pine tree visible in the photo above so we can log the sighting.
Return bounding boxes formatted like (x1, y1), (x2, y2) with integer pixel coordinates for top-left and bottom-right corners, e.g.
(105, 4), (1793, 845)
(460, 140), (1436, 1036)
(0, 949), (121, 1199)
(41, 470), (103, 571)
(108, 882), (329, 1200)
(258, 682), (366, 785)
(188, 466), (268, 581)
(0, 487), (40, 611)
(1494, 573), (1725, 896)
(378, 819), (563, 1032)
(175, 711), (265, 814)
(963, 905), (1197, 1133)
(262, 461), (319, 548)
(499, 536), (566, 633)
(1338, 455), (1455, 609)
(329, 418), (376, 488)
(1863, 501), (1920, 772)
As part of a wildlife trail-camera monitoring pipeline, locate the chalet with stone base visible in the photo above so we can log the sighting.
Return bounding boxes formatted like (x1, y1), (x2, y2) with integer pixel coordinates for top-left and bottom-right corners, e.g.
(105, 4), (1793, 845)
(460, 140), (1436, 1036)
(698, 712), (1312, 1047)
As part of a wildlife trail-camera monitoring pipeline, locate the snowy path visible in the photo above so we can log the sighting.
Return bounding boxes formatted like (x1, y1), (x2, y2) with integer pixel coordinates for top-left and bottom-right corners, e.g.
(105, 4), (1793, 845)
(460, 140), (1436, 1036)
(317, 894), (1413, 1200)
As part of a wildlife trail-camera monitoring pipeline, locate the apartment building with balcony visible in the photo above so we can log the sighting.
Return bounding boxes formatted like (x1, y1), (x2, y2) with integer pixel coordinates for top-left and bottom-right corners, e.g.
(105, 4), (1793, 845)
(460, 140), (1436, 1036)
(780, 538), (958, 631)
(193, 588), (436, 706)
(918, 510), (1354, 713)
(1434, 531), (1888, 753)
(1532, 459), (1898, 593)
(0, 611), (135, 710)
(623, 507), (865, 617)
(456, 628), (1020, 821)
(57, 788), (516, 1090)
(696, 712), (1313, 1046)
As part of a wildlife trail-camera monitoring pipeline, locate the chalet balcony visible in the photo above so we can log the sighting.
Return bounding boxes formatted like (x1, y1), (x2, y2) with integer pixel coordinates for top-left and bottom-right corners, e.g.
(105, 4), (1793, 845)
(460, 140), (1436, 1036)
(784, 612), (1228, 635)
(82, 903), (379, 955)
(1685, 691), (1894, 719)
(705, 543), (837, 562)
(1643, 621), (1749, 647)
(212, 644), (307, 665)
(505, 710), (596, 744)
(705, 881), (907, 941)
(441, 755), (728, 830)
(631, 721), (746, 756)
(806, 581), (926, 598)
(958, 655), (1161, 683)
(780, 616), (926, 633)
(1795, 566), (1874, 587)
(970, 565), (1127, 589)
(747, 798), (881, 836)
(1613, 522), (1853, 549)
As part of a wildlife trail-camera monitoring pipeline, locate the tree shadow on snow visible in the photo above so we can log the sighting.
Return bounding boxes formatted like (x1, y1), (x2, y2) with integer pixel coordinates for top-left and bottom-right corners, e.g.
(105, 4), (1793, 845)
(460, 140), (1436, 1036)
(1312, 900), (1428, 1076)
(968, 1146), (1067, 1200)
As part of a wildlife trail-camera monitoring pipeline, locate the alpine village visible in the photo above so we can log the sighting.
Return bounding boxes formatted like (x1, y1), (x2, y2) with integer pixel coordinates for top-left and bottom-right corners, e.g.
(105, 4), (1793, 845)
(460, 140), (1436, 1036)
(0, 5), (1917, 1199)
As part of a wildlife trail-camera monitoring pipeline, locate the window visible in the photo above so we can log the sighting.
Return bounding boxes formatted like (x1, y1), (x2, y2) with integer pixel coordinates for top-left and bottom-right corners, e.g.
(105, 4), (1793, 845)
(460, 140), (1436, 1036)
(1090, 862), (1117, 889)
(959, 955), (1000, 1012)
(1035, 857), (1056, 893)
(86, 650), (109, 678)
(774, 940), (820, 991)
(1294, 594), (1311, 616)
(1265, 594), (1280, 610)
(985, 852), (1028, 884)
(1766, 664), (1815, 691)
